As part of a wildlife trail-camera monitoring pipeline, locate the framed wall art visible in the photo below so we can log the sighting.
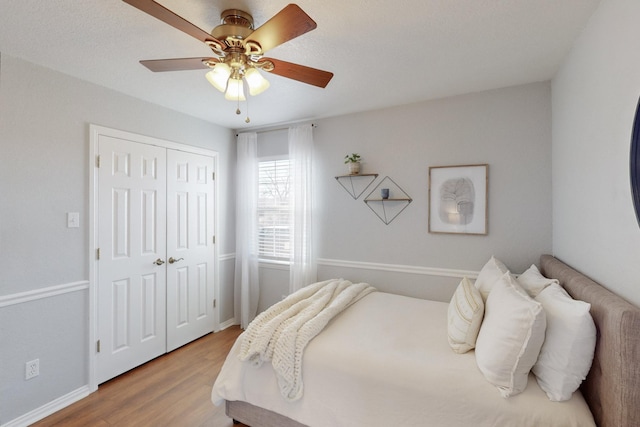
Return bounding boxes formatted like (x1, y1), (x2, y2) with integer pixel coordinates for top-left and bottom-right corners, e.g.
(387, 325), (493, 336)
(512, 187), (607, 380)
(428, 164), (488, 235)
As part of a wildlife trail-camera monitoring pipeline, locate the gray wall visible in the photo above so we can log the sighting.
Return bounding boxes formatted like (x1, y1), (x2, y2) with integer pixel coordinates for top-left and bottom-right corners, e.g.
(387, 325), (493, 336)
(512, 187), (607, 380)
(257, 82), (553, 310)
(552, 0), (640, 307)
(314, 82), (552, 277)
(0, 53), (236, 424)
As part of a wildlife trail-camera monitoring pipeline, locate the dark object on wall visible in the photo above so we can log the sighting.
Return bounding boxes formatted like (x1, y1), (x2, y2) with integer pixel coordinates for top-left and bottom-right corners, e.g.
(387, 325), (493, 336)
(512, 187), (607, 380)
(631, 97), (640, 228)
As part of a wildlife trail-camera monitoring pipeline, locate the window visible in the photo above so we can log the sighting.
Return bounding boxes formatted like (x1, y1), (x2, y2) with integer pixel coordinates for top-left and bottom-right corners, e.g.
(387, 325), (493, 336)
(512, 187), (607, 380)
(258, 158), (290, 260)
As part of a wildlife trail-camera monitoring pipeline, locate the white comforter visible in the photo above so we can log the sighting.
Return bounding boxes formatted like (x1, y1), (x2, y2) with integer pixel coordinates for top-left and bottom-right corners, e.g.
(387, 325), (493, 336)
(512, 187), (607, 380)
(212, 292), (596, 427)
(239, 279), (376, 401)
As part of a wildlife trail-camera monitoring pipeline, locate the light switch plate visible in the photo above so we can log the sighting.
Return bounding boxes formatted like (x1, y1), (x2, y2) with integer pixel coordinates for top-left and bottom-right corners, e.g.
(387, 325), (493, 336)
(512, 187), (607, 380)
(67, 212), (80, 228)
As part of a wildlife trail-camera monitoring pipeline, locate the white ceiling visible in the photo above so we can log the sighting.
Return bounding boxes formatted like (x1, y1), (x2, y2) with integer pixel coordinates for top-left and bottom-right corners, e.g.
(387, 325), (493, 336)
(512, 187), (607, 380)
(0, 0), (600, 130)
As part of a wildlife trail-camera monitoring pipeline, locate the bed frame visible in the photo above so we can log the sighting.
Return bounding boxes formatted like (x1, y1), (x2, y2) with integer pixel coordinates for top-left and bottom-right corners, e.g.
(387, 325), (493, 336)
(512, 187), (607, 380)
(226, 255), (640, 427)
(539, 255), (640, 427)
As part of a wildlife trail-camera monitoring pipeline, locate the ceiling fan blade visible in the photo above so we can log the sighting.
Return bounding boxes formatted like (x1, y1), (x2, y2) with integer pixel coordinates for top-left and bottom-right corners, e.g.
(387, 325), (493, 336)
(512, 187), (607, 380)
(123, 0), (221, 45)
(261, 58), (333, 88)
(139, 58), (216, 72)
(246, 4), (317, 53)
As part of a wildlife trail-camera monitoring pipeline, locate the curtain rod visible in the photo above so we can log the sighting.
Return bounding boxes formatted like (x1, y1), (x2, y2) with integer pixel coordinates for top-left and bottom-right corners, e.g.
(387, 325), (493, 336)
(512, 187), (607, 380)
(235, 123), (316, 137)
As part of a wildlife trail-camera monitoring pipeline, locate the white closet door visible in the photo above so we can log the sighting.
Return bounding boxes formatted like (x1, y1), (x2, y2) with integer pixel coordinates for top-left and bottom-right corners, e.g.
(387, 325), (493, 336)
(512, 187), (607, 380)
(97, 135), (167, 384)
(166, 149), (216, 351)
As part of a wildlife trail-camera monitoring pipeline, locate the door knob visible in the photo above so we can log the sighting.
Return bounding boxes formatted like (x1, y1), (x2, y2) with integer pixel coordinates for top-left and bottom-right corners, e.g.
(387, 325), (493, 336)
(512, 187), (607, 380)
(168, 257), (184, 264)
(153, 258), (165, 265)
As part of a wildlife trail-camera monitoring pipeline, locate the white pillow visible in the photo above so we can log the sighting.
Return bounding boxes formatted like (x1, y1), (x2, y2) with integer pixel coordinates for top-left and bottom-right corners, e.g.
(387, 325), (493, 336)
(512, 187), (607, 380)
(532, 283), (596, 401)
(447, 277), (485, 354)
(475, 273), (547, 397)
(474, 256), (509, 302)
(517, 264), (558, 297)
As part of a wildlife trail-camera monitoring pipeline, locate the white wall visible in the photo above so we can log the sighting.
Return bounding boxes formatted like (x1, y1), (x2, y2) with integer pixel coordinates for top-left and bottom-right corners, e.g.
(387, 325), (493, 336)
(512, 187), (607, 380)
(0, 53), (236, 425)
(552, 0), (640, 307)
(313, 82), (553, 295)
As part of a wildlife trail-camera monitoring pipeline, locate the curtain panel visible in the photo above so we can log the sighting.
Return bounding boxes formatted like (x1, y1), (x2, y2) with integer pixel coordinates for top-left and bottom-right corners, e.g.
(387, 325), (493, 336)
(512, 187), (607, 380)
(288, 124), (317, 293)
(235, 132), (260, 328)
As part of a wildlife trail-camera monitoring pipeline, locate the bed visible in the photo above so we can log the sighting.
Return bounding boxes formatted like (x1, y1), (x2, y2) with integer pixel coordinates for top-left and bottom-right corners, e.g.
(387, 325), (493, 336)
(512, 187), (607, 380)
(211, 255), (640, 427)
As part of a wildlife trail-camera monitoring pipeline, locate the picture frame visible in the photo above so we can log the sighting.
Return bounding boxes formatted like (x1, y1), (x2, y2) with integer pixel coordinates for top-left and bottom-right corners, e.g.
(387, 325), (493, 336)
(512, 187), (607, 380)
(428, 164), (488, 235)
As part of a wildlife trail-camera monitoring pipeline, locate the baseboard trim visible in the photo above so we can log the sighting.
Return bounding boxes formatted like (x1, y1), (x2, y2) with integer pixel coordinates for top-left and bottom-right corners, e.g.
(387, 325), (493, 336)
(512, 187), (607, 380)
(0, 280), (90, 308)
(317, 258), (478, 279)
(1, 385), (90, 427)
(219, 253), (235, 262)
(218, 317), (238, 331)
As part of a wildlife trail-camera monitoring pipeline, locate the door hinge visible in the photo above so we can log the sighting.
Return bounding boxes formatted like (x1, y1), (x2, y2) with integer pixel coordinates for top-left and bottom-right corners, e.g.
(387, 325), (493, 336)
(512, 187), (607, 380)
(212, 172), (215, 180)
(96, 248), (100, 260)
(213, 299), (217, 309)
(212, 235), (216, 244)
(96, 155), (101, 168)
(96, 339), (101, 353)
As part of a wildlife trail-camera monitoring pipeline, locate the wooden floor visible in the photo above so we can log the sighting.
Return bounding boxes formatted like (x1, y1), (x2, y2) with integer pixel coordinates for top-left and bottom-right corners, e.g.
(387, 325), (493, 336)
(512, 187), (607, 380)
(32, 326), (249, 427)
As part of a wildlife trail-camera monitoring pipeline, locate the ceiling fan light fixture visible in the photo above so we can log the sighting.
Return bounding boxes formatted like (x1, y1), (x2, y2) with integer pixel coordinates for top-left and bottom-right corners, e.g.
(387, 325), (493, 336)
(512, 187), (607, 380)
(205, 63), (231, 92)
(225, 77), (246, 101)
(125, 2), (334, 122)
(244, 67), (270, 96)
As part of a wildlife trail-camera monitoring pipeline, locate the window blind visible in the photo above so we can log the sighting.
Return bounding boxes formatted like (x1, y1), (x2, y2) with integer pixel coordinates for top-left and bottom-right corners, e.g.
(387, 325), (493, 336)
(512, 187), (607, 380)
(258, 159), (291, 260)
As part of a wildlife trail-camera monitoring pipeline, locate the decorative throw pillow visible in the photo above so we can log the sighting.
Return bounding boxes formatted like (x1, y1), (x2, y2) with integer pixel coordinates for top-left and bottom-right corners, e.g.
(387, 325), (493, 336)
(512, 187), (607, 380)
(532, 283), (596, 401)
(475, 272), (547, 397)
(447, 277), (485, 354)
(474, 256), (509, 302)
(517, 264), (558, 298)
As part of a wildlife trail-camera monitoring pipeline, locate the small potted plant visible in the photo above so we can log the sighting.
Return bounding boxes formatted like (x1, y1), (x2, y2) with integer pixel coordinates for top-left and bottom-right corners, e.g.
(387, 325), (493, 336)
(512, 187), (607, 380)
(344, 153), (361, 175)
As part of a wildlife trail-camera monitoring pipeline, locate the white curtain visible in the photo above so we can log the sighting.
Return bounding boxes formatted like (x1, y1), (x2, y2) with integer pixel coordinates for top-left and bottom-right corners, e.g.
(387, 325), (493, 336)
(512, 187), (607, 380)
(235, 132), (260, 328)
(288, 124), (317, 293)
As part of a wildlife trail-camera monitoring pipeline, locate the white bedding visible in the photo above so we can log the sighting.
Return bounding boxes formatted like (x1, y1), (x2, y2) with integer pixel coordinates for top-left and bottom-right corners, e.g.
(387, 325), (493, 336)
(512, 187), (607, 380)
(212, 292), (596, 427)
(239, 279), (376, 401)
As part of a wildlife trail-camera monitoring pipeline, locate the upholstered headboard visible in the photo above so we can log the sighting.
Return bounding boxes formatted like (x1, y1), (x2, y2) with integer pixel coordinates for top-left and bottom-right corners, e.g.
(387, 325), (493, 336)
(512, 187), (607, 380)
(540, 255), (640, 427)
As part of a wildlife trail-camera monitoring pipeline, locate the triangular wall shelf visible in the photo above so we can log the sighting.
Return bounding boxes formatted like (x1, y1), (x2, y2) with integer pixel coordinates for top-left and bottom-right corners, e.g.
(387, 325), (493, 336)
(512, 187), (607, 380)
(363, 176), (412, 225)
(335, 173), (378, 199)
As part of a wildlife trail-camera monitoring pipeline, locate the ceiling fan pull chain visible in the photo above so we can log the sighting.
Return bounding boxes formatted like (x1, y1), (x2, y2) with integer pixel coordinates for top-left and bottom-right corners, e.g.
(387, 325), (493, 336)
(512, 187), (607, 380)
(244, 83), (251, 123)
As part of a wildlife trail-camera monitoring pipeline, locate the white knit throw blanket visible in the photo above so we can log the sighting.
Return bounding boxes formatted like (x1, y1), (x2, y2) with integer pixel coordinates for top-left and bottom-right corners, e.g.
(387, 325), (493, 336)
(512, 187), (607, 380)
(239, 279), (376, 401)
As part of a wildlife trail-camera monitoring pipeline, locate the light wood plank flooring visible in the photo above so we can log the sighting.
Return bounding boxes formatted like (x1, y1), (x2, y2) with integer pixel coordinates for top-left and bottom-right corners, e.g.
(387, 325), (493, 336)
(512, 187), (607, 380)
(32, 326), (248, 427)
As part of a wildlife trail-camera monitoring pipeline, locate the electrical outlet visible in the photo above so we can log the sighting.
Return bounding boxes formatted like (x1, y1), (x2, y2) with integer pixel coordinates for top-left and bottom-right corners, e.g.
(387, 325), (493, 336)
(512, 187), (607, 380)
(25, 359), (39, 380)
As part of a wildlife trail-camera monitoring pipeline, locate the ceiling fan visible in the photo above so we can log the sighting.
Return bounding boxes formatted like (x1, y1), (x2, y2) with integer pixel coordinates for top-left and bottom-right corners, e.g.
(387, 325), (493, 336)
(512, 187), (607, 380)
(123, 0), (334, 120)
